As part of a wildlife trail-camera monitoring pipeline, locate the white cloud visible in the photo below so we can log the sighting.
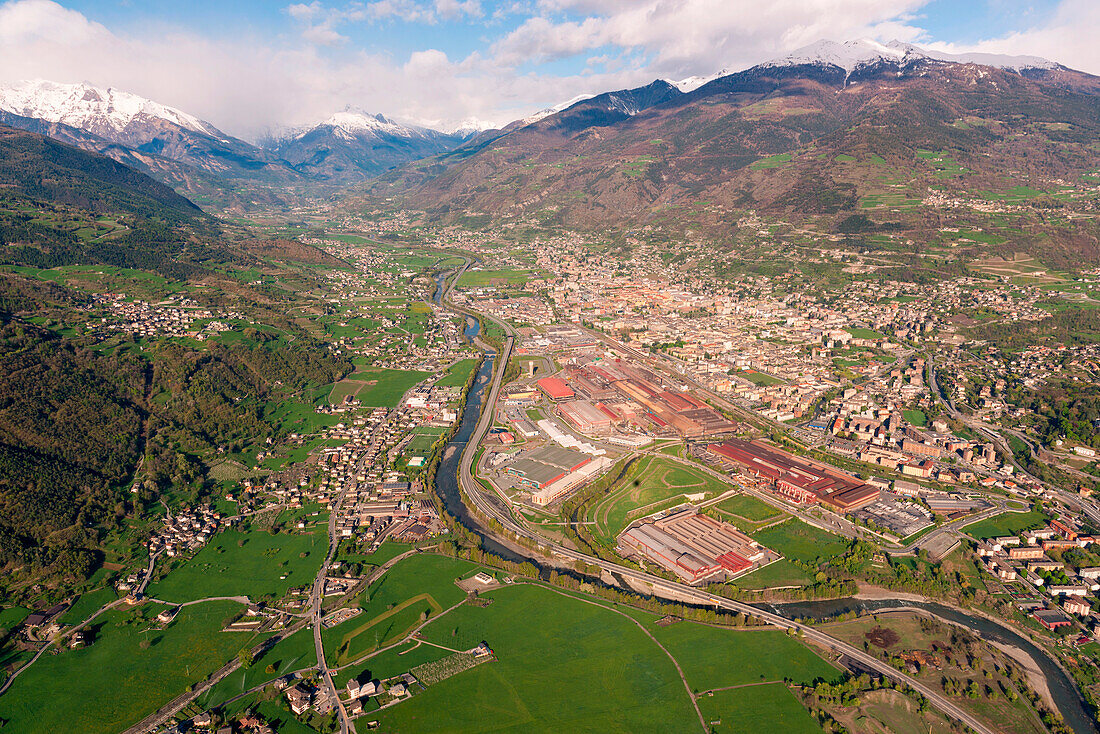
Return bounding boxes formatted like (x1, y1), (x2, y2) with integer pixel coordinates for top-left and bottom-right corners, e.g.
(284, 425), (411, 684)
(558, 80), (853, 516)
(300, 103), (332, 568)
(492, 0), (929, 78)
(924, 0), (1100, 74)
(435, 0), (482, 20)
(0, 0), (1093, 143)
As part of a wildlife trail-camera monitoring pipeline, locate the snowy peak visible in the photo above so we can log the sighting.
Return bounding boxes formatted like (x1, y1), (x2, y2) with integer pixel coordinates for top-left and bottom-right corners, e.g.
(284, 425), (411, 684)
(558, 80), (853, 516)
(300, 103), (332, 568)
(0, 79), (220, 138)
(317, 110), (411, 138)
(668, 71), (728, 93)
(763, 38), (1058, 75)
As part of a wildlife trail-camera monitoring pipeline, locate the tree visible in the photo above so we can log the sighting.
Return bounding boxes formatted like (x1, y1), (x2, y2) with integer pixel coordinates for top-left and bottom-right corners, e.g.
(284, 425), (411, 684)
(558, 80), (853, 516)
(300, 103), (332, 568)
(238, 647), (254, 669)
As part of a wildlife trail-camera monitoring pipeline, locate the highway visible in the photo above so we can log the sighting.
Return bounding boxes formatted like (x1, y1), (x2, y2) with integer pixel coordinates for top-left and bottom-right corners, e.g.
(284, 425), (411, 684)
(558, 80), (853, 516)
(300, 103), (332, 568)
(444, 300), (996, 734)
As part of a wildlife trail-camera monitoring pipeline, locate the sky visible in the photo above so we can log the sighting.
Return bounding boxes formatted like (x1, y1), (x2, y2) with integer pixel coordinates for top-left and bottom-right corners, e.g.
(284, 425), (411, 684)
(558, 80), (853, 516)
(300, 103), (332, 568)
(0, 0), (1095, 140)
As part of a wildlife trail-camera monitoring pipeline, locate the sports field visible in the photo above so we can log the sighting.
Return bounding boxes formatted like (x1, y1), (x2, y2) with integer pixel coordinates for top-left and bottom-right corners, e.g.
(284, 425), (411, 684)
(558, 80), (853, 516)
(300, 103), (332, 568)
(589, 456), (732, 544)
(146, 527), (325, 603)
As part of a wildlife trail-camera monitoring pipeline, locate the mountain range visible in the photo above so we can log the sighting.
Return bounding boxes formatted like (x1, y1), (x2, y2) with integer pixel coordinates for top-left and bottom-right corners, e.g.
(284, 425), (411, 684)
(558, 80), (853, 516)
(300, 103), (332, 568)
(344, 38), (1100, 248)
(3, 38), (1100, 234)
(0, 80), (477, 208)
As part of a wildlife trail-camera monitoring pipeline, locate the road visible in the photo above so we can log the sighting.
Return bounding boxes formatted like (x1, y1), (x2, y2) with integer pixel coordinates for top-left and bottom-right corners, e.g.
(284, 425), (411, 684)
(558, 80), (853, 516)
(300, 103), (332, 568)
(445, 301), (996, 734)
(311, 476), (355, 734)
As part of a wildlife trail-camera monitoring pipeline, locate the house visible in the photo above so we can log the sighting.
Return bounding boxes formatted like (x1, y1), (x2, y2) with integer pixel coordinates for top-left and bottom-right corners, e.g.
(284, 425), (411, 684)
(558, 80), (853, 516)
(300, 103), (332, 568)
(286, 684), (312, 714)
(389, 681), (407, 697)
(191, 712), (213, 728)
(157, 607), (179, 624)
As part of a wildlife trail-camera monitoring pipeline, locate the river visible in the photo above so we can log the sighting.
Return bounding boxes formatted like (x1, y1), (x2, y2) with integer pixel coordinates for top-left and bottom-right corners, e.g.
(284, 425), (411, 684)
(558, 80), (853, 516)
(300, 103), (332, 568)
(432, 270), (527, 562)
(768, 597), (1098, 734)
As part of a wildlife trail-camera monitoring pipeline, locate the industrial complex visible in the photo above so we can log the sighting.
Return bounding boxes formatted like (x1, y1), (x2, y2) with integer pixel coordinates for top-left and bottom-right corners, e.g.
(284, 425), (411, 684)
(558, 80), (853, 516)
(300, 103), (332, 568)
(706, 438), (880, 512)
(618, 508), (773, 584)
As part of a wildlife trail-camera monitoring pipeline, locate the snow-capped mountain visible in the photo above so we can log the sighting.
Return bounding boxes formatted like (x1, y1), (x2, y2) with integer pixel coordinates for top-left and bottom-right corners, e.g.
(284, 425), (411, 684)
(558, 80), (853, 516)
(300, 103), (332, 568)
(0, 79), (221, 139)
(763, 38), (1057, 76)
(269, 108), (475, 182)
(0, 79), (297, 186)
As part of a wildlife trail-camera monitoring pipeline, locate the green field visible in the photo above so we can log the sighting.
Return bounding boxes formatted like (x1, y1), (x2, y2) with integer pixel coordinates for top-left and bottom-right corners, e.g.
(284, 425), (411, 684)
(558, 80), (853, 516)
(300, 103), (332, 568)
(58, 586), (120, 626)
(734, 559), (815, 589)
(697, 683), (821, 733)
(363, 578), (839, 732)
(751, 518), (848, 563)
(405, 426), (449, 458)
(341, 368), (432, 407)
(146, 528), (324, 603)
(847, 327), (886, 339)
(715, 494), (781, 522)
(739, 370), (786, 386)
(435, 358), (480, 387)
(647, 617), (841, 689)
(0, 601), (253, 734)
(198, 627), (317, 710)
(589, 456), (731, 544)
(459, 269), (538, 287)
(750, 152), (792, 170)
(963, 510), (1048, 540)
(322, 554), (478, 666)
(902, 409), (928, 427)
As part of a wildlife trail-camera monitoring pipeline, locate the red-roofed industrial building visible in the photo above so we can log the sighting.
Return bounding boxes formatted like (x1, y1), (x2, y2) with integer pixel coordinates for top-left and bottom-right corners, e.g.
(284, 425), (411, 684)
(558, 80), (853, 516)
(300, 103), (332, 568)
(707, 439), (879, 512)
(537, 376), (574, 401)
(619, 509), (766, 584)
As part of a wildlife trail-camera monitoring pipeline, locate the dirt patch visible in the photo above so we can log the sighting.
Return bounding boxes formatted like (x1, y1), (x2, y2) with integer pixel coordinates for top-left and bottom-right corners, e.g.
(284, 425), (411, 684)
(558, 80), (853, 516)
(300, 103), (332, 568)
(865, 626), (901, 649)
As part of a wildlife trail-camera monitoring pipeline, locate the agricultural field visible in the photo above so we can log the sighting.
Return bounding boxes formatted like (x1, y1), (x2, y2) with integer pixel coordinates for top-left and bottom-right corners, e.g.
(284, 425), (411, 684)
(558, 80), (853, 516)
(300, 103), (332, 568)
(588, 456), (732, 545)
(0, 601), (255, 734)
(750, 518), (849, 563)
(58, 586), (119, 626)
(198, 627), (317, 710)
(962, 510), (1048, 540)
(750, 152), (792, 170)
(362, 578), (840, 733)
(698, 683), (820, 734)
(146, 527), (325, 604)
